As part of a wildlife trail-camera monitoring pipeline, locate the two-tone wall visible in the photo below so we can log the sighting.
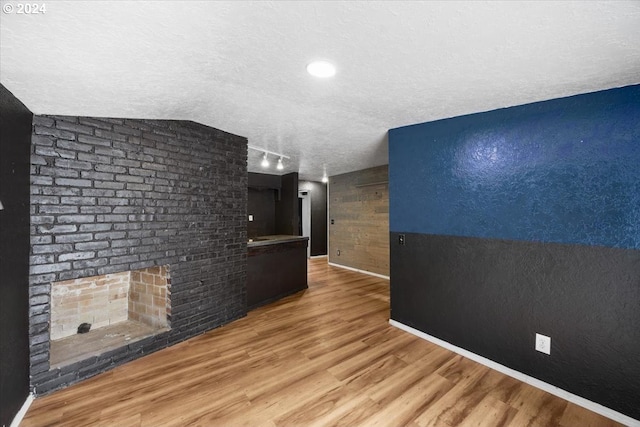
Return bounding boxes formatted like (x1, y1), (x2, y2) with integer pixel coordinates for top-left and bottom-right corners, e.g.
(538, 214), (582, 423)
(389, 85), (640, 420)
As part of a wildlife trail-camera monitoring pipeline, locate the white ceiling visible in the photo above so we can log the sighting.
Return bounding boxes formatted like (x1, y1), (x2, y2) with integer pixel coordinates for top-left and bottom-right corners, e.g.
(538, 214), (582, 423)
(1, 1), (639, 181)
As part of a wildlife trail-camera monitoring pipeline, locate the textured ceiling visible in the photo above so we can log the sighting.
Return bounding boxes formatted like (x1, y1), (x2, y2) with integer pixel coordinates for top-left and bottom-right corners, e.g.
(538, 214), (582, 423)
(1, 1), (639, 181)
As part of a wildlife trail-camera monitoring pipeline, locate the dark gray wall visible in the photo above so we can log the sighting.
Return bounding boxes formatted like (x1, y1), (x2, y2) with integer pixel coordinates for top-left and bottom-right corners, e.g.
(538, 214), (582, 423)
(275, 173), (299, 235)
(0, 85), (32, 426)
(299, 180), (327, 256)
(248, 172), (300, 237)
(248, 188), (277, 238)
(29, 115), (247, 394)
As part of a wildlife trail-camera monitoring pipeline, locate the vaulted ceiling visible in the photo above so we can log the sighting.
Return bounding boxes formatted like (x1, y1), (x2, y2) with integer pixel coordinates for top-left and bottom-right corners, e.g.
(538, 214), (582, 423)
(1, 1), (639, 181)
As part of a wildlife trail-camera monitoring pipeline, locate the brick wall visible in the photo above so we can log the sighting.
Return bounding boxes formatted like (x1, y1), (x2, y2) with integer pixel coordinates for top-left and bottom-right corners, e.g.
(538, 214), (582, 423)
(50, 271), (130, 340)
(129, 265), (169, 329)
(29, 115), (247, 394)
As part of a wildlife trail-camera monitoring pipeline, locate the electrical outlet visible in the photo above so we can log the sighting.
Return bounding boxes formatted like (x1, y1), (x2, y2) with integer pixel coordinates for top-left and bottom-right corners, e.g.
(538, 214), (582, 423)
(399, 234), (405, 245)
(535, 333), (551, 355)
(248, 215), (253, 222)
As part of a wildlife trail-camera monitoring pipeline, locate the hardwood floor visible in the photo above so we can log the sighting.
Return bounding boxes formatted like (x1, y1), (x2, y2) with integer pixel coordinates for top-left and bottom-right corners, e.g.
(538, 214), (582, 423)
(23, 258), (624, 426)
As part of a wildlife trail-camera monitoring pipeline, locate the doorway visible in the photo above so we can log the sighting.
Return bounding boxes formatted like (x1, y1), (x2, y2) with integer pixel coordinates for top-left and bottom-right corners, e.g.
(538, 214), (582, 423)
(298, 191), (311, 258)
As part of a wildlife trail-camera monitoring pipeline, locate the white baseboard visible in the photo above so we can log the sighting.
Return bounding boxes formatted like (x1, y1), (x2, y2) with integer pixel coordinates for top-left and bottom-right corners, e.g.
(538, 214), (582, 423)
(389, 320), (639, 427)
(10, 393), (34, 427)
(328, 262), (390, 280)
(310, 255), (328, 259)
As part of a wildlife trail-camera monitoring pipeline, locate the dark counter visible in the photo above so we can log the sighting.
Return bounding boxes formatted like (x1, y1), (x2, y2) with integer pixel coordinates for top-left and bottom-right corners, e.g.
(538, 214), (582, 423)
(247, 235), (308, 309)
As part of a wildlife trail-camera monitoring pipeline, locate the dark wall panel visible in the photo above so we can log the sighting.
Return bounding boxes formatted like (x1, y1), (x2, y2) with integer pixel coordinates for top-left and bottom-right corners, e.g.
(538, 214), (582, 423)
(0, 84), (32, 426)
(275, 172), (299, 235)
(391, 232), (640, 419)
(248, 188), (277, 238)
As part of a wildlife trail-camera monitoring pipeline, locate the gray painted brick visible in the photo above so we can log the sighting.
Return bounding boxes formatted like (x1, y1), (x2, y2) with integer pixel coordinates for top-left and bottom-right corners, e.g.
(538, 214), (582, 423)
(73, 258), (109, 270)
(82, 189), (115, 197)
(94, 147), (125, 158)
(55, 120), (94, 135)
(59, 252), (95, 262)
(95, 164), (127, 174)
(32, 216), (55, 225)
(31, 235), (53, 245)
(58, 268), (96, 280)
(35, 187), (81, 197)
(77, 134), (113, 147)
(54, 233), (93, 243)
(55, 178), (92, 187)
(35, 146), (75, 159)
(29, 115), (248, 396)
(74, 241), (110, 251)
(38, 224), (77, 234)
(114, 159), (142, 168)
(31, 175), (52, 185)
(94, 181), (125, 190)
(33, 116), (55, 127)
(30, 255), (55, 265)
(39, 205), (79, 214)
(79, 223), (112, 232)
(97, 198), (129, 206)
(31, 155), (48, 166)
(78, 118), (113, 130)
(126, 183), (152, 191)
(57, 215), (96, 224)
(30, 262), (71, 275)
(29, 284), (51, 297)
(95, 129), (127, 142)
(98, 248), (128, 258)
(94, 231), (126, 240)
(32, 244), (74, 254)
(32, 134), (55, 147)
(113, 125), (142, 136)
(56, 140), (93, 153)
(81, 171), (114, 181)
(78, 153), (112, 164)
(96, 214), (127, 222)
(80, 206), (112, 214)
(39, 166), (79, 178)
(54, 158), (92, 170)
(60, 196), (96, 205)
(34, 126), (76, 141)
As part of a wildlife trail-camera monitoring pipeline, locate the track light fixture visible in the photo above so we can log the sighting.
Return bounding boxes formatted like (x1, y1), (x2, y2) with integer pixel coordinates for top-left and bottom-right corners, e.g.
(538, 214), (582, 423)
(249, 145), (290, 171)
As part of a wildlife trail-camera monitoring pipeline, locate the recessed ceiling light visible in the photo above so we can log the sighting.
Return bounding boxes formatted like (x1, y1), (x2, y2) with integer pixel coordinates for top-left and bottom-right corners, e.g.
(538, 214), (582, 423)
(307, 60), (336, 78)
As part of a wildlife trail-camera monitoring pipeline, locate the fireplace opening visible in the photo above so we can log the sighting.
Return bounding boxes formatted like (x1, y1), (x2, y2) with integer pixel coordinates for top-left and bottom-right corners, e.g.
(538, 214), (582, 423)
(49, 265), (171, 369)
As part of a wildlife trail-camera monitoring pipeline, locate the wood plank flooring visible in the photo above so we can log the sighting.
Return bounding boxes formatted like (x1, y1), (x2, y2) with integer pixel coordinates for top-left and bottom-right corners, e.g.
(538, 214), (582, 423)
(22, 258), (624, 426)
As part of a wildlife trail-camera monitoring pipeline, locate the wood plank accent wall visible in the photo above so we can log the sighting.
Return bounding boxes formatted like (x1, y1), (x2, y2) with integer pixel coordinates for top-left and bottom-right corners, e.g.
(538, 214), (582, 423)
(328, 165), (389, 276)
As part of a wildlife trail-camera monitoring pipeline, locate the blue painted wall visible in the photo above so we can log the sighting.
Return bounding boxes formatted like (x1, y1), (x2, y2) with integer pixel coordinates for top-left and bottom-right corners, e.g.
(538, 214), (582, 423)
(389, 85), (640, 249)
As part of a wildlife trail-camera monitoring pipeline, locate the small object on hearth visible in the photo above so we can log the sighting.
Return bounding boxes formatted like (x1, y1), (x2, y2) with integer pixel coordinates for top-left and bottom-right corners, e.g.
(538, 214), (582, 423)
(77, 323), (91, 334)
